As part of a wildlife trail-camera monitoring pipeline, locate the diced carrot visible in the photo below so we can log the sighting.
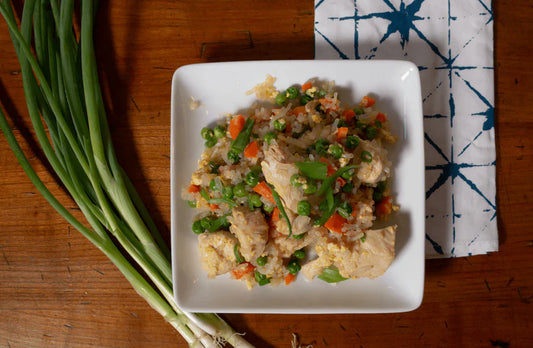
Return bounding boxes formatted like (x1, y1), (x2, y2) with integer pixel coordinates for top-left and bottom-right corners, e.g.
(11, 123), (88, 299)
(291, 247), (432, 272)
(244, 140), (259, 158)
(376, 112), (387, 122)
(229, 115), (245, 140)
(337, 127), (348, 141)
(271, 207), (280, 222)
(253, 181), (275, 204)
(209, 203), (219, 211)
(324, 213), (347, 234)
(351, 203), (358, 217)
(290, 105), (307, 116)
(284, 122), (292, 135)
(359, 96), (375, 108)
(231, 262), (255, 279)
(342, 109), (356, 122)
(302, 82), (313, 91)
(284, 273), (295, 285)
(375, 196), (393, 219)
(188, 184), (201, 193)
(319, 98), (339, 112)
(319, 157), (336, 176)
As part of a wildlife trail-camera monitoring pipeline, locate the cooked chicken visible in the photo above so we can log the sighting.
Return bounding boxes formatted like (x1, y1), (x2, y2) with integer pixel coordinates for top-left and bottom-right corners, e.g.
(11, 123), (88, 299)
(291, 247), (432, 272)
(228, 206), (269, 261)
(356, 140), (390, 185)
(261, 144), (305, 213)
(198, 231), (239, 279)
(301, 225), (396, 280)
(273, 226), (326, 258)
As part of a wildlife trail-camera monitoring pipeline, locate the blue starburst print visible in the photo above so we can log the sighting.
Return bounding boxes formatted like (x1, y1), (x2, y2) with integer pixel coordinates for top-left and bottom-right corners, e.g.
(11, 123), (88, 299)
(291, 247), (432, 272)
(315, 0), (497, 257)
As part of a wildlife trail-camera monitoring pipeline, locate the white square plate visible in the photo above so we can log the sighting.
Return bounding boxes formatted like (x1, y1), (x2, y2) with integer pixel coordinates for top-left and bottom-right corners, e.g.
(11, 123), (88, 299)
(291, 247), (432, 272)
(171, 60), (425, 313)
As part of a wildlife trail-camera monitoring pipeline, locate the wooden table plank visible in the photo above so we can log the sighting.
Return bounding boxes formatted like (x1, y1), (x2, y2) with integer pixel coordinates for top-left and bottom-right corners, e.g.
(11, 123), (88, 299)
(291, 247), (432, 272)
(0, 1), (532, 347)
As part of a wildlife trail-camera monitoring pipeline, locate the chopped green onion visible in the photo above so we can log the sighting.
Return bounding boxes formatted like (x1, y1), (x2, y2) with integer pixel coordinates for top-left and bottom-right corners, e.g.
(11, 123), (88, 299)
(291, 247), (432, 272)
(314, 138), (329, 155)
(187, 200), (196, 208)
(208, 161), (220, 174)
(375, 119), (383, 129)
(354, 108), (364, 115)
(245, 171), (259, 187)
(234, 244), (245, 263)
(293, 233), (305, 240)
(361, 151), (373, 163)
(300, 94), (313, 105)
(295, 161), (328, 180)
(267, 183), (292, 238)
(316, 165), (359, 196)
(233, 183), (247, 197)
(361, 233), (367, 243)
(230, 117), (255, 154)
(337, 202), (353, 219)
(273, 119), (286, 131)
(207, 215), (231, 233)
(222, 186), (234, 200)
(345, 136), (360, 149)
(342, 182), (354, 193)
(317, 266), (348, 283)
(264, 131), (277, 145)
(314, 195), (341, 227)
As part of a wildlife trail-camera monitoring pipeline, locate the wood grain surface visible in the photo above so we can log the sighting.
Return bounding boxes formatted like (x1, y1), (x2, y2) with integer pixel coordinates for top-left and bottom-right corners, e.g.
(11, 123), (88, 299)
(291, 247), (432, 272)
(0, 1), (532, 347)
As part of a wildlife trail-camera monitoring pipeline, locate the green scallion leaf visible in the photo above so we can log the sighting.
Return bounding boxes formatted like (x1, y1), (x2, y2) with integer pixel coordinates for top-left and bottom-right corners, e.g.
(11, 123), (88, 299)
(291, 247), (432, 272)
(317, 266), (348, 283)
(295, 161), (328, 180)
(316, 165), (359, 196)
(267, 183), (292, 238)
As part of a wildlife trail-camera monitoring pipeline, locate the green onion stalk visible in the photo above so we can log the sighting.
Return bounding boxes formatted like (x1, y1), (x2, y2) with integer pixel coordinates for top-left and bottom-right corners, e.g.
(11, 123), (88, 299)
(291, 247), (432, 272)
(0, 1), (252, 347)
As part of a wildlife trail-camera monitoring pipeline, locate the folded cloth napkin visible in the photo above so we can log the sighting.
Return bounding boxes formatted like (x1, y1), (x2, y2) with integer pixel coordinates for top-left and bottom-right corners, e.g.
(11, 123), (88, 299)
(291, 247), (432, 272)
(315, 0), (497, 258)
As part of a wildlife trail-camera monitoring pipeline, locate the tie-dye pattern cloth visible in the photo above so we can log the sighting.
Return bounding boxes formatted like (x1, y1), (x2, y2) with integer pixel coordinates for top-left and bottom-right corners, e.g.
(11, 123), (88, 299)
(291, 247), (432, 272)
(314, 0), (497, 258)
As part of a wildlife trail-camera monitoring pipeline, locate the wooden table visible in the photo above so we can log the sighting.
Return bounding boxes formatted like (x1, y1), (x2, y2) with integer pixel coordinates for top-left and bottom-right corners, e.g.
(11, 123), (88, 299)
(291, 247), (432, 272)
(0, 1), (531, 347)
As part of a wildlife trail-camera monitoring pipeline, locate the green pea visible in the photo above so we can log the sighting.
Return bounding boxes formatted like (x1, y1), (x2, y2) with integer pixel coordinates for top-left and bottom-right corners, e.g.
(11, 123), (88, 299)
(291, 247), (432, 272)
(256, 255), (268, 266)
(354, 108), (364, 115)
(250, 193), (263, 208)
(342, 182), (354, 193)
(227, 149), (240, 164)
(314, 138), (330, 155)
(287, 259), (301, 274)
(365, 126), (378, 140)
(264, 131), (277, 145)
(213, 125), (226, 138)
(345, 136), (360, 150)
(205, 137), (217, 148)
(245, 171), (259, 187)
(222, 186), (234, 200)
(337, 202), (353, 219)
(192, 220), (204, 234)
(187, 200), (196, 208)
(329, 144), (343, 159)
(361, 151), (373, 163)
(201, 127), (214, 140)
(317, 89), (327, 98)
(275, 93), (287, 106)
(221, 217), (231, 229)
(233, 182), (247, 197)
(200, 216), (213, 230)
(290, 174), (305, 188)
(293, 249), (306, 259)
(286, 87), (299, 99)
(303, 180), (317, 194)
(297, 200), (311, 216)
(273, 119), (287, 131)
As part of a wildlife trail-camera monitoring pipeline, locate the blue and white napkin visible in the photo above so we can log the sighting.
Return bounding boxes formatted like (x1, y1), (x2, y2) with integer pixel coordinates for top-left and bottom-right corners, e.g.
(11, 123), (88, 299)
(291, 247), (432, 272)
(314, 0), (497, 258)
